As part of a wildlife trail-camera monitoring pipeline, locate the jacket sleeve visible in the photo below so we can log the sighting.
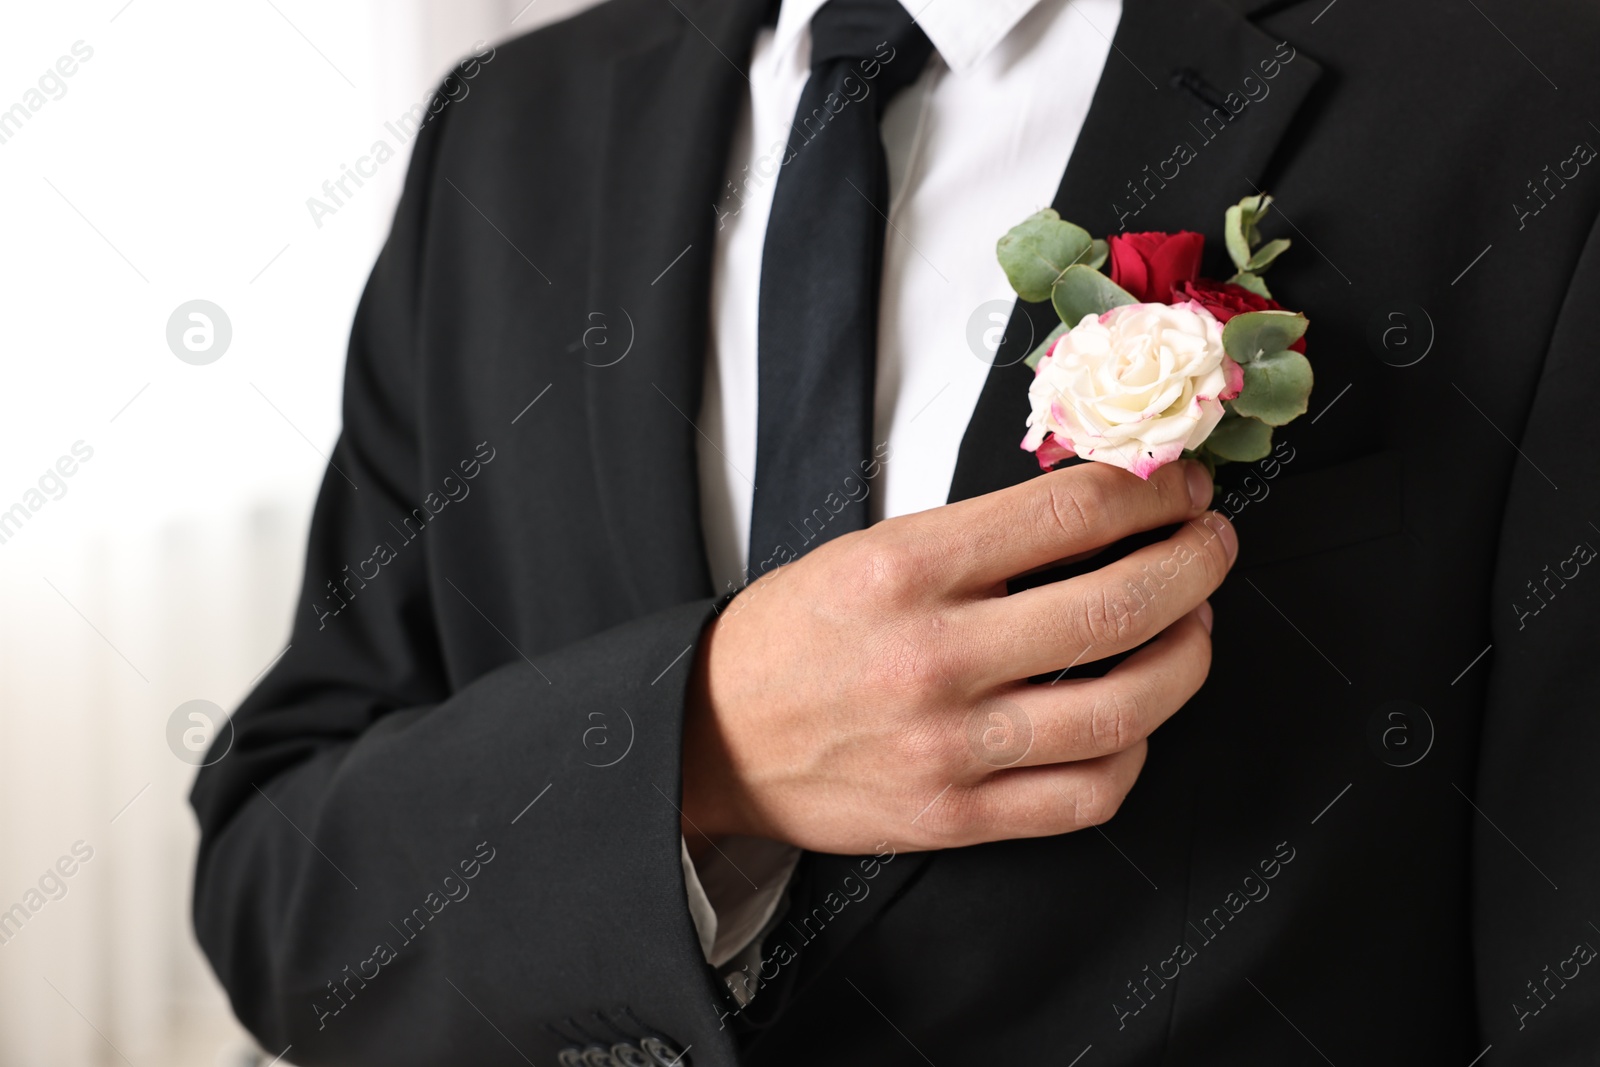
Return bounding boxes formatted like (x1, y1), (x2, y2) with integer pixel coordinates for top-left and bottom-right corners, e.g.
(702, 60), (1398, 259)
(188, 76), (742, 1067)
(1473, 207), (1600, 1058)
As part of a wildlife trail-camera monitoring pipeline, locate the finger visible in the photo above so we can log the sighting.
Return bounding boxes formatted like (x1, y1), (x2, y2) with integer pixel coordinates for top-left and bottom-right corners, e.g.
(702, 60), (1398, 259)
(1009, 543), (1108, 581)
(953, 741), (1148, 845)
(896, 458), (1213, 592)
(994, 605), (1212, 769)
(965, 509), (1236, 686)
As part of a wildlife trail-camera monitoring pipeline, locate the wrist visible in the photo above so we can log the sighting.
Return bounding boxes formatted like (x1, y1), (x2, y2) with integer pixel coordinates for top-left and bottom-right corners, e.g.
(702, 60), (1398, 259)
(680, 623), (743, 844)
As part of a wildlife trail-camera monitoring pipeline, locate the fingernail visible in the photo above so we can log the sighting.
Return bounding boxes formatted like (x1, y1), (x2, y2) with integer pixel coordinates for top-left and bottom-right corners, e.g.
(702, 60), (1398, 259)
(1216, 516), (1239, 564)
(1186, 461), (1213, 511)
(1197, 600), (1214, 634)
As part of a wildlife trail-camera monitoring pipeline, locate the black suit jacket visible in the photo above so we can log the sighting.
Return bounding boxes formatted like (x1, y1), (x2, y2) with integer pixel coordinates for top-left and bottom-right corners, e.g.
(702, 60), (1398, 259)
(191, 0), (1600, 1062)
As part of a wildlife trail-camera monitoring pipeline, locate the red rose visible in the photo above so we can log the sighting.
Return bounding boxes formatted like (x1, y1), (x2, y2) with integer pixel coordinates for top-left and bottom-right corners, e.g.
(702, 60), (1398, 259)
(1175, 278), (1307, 353)
(1108, 231), (1204, 303)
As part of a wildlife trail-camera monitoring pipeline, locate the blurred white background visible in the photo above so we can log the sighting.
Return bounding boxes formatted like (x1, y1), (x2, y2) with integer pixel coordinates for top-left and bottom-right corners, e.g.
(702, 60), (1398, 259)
(0, 1), (598, 1063)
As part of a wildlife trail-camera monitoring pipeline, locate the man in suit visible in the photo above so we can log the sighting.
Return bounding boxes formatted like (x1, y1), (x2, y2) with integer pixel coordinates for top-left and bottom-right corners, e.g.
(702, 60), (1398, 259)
(191, 0), (1600, 1062)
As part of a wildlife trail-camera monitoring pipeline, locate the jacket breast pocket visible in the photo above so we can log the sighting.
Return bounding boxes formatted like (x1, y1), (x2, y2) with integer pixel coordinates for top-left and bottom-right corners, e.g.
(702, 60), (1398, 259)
(1224, 447), (1406, 570)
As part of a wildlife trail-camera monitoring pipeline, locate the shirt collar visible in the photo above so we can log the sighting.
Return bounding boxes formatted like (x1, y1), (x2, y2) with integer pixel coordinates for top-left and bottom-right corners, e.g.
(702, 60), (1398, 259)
(770, 0), (1051, 76)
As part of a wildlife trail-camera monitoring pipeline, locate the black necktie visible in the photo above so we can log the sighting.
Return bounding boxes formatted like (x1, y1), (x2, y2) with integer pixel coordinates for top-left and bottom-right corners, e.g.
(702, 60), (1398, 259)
(746, 0), (934, 577)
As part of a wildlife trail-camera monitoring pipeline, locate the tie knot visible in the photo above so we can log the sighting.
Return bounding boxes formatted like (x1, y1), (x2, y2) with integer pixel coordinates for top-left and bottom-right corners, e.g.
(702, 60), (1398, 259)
(809, 0), (933, 91)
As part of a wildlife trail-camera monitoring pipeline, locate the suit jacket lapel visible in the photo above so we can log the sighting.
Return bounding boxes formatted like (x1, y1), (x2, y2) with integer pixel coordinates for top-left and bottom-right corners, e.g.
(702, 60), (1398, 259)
(585, 0), (773, 614)
(783, 0), (1325, 1014)
(950, 0), (1323, 503)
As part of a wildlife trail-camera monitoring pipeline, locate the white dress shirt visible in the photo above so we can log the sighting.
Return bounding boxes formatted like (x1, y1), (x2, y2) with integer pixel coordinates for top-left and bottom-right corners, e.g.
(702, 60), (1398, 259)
(687, 0), (1120, 997)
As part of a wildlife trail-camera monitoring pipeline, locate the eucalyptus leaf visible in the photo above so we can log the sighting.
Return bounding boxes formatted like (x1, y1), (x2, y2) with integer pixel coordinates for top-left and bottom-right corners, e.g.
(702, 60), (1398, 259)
(1229, 350), (1313, 426)
(1224, 193), (1273, 271)
(997, 209), (1094, 303)
(1087, 238), (1109, 271)
(1246, 238), (1291, 273)
(1023, 321), (1070, 371)
(1224, 204), (1250, 271)
(1222, 309), (1307, 364)
(1227, 270), (1273, 299)
(1051, 264), (1137, 327)
(1204, 415), (1273, 462)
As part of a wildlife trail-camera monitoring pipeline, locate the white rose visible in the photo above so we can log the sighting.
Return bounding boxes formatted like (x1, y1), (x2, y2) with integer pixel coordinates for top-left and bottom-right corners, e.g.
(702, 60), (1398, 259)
(1021, 300), (1243, 479)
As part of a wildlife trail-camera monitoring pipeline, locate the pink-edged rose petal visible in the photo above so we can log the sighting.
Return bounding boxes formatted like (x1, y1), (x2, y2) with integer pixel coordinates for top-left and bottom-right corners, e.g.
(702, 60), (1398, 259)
(1126, 438), (1187, 480)
(1219, 355), (1244, 400)
(1032, 433), (1076, 470)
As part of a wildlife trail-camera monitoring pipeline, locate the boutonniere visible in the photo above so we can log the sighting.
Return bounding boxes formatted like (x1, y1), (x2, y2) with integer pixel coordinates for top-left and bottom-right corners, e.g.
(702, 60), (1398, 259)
(996, 194), (1312, 479)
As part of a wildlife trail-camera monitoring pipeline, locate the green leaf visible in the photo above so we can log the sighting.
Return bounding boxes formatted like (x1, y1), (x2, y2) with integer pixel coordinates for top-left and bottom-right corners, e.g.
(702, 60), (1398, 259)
(1222, 310), (1307, 364)
(1087, 238), (1109, 271)
(997, 209), (1094, 303)
(1229, 350), (1313, 426)
(1023, 321), (1070, 371)
(1224, 205), (1249, 270)
(1227, 270), (1273, 299)
(1051, 264), (1137, 327)
(1204, 415), (1273, 462)
(1224, 193), (1272, 271)
(1246, 237), (1291, 273)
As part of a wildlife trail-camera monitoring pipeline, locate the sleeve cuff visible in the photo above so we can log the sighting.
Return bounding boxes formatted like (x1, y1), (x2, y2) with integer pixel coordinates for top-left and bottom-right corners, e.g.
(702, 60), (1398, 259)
(680, 835), (801, 971)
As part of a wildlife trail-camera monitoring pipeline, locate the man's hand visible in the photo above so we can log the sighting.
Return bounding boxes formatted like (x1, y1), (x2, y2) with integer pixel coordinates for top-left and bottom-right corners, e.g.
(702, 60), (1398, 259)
(680, 459), (1236, 856)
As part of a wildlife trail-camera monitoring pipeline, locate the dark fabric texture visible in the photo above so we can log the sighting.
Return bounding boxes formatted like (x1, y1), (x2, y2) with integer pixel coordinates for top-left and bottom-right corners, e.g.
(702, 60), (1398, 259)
(188, 0), (1600, 1064)
(748, 0), (931, 570)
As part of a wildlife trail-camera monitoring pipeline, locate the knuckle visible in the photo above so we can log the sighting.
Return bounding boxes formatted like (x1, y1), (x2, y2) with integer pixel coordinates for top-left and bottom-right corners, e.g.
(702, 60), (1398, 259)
(1081, 581), (1140, 647)
(937, 784), (986, 840)
(889, 718), (954, 769)
(871, 628), (960, 698)
(1073, 776), (1128, 828)
(906, 781), (983, 846)
(1044, 476), (1102, 547)
(846, 532), (930, 604)
(1088, 685), (1146, 753)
